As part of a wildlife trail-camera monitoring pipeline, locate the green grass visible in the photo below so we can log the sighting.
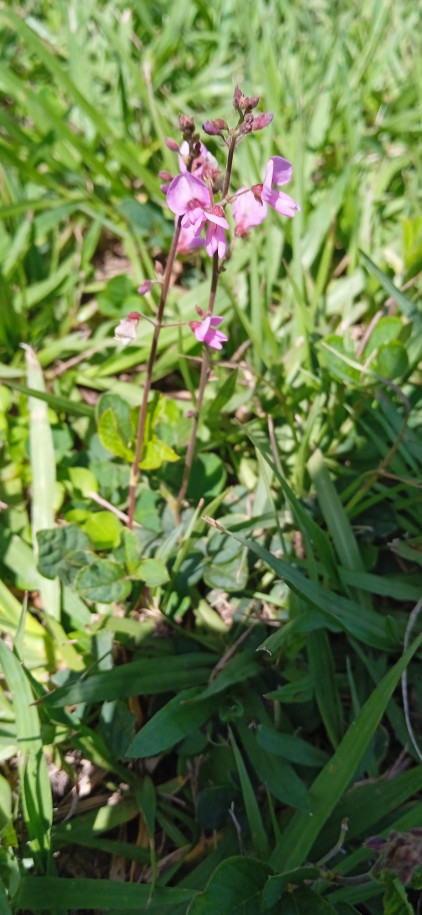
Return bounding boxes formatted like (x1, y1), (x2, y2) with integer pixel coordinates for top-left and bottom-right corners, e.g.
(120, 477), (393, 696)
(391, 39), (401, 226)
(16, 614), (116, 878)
(1, 0), (422, 912)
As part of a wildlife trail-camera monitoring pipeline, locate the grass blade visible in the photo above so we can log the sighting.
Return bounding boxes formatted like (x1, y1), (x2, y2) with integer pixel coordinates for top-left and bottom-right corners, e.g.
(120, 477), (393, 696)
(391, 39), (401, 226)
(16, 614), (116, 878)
(270, 633), (422, 871)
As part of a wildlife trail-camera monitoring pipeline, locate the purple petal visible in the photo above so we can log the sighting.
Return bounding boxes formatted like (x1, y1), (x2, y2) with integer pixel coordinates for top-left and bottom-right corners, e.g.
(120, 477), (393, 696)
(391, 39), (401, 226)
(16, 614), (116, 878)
(194, 315), (212, 342)
(262, 188), (301, 217)
(232, 188), (268, 234)
(264, 156), (293, 189)
(167, 173), (210, 216)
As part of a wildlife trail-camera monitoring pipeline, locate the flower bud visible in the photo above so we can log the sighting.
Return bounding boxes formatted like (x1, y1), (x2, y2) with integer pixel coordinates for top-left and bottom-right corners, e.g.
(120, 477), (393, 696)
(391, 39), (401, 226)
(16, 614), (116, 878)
(233, 85), (260, 110)
(202, 118), (228, 136)
(165, 137), (179, 151)
(366, 829), (422, 885)
(250, 112), (274, 131)
(159, 170), (173, 181)
(178, 114), (195, 136)
(138, 281), (153, 295)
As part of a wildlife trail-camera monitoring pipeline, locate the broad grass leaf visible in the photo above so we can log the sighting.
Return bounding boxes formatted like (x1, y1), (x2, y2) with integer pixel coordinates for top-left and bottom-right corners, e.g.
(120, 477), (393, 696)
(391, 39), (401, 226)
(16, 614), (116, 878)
(270, 634), (422, 871)
(0, 641), (52, 867)
(209, 521), (395, 650)
(257, 726), (329, 768)
(236, 723), (311, 814)
(126, 687), (216, 758)
(14, 877), (195, 911)
(42, 654), (215, 708)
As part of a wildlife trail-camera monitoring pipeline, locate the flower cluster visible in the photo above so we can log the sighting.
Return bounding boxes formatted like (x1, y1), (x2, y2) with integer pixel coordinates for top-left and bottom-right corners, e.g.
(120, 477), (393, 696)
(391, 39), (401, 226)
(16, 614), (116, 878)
(115, 86), (300, 353)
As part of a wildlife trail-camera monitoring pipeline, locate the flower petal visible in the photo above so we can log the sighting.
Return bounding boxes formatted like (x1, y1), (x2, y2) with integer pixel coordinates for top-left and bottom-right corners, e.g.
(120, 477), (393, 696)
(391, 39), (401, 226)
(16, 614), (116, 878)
(167, 173), (210, 215)
(264, 156), (293, 189)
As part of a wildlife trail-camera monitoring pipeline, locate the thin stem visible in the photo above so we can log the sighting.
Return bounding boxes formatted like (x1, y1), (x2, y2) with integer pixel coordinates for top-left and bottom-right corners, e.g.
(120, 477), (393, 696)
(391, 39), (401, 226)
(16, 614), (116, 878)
(177, 346), (209, 506)
(208, 252), (219, 315)
(221, 134), (237, 199)
(127, 217), (182, 529)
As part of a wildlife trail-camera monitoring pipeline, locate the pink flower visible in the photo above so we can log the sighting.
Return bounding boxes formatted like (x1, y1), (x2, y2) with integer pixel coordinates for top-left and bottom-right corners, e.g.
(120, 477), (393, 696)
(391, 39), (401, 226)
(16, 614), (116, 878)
(261, 156), (301, 217)
(177, 222), (205, 254)
(167, 173), (229, 259)
(232, 189), (268, 237)
(232, 155), (300, 235)
(189, 315), (228, 350)
(178, 140), (220, 183)
(114, 312), (140, 346)
(204, 206), (228, 258)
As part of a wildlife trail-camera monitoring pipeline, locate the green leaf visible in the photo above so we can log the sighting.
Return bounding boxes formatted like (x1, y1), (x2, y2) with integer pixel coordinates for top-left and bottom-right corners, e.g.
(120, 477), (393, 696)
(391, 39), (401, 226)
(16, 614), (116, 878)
(237, 723), (311, 814)
(363, 317), (405, 356)
(270, 634), (422, 871)
(187, 453), (227, 500)
(383, 877), (413, 915)
(68, 466), (98, 496)
(75, 559), (131, 603)
(133, 558), (169, 586)
(187, 856), (270, 914)
(126, 687), (216, 758)
(82, 511), (122, 549)
(256, 727), (329, 768)
(0, 774), (12, 833)
(14, 877), (195, 911)
(97, 393), (135, 461)
(374, 341), (408, 379)
(208, 521), (395, 650)
(139, 435), (179, 470)
(0, 641), (52, 868)
(262, 868), (320, 908)
(37, 525), (93, 586)
(319, 334), (360, 383)
(42, 654), (215, 708)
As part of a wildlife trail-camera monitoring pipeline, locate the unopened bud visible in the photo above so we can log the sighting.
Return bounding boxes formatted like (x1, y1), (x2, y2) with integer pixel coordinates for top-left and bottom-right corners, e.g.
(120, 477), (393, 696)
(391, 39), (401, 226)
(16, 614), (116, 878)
(159, 170), (173, 181)
(366, 829), (422, 886)
(250, 112), (274, 131)
(154, 260), (163, 276)
(237, 121), (253, 137)
(202, 118), (228, 136)
(233, 85), (260, 111)
(195, 305), (204, 316)
(138, 281), (153, 295)
(233, 85), (242, 109)
(178, 114), (195, 136)
(165, 137), (179, 151)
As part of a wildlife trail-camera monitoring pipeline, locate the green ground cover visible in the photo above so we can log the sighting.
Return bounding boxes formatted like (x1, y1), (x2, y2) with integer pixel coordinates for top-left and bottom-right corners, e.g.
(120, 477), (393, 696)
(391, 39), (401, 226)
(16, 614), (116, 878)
(1, 0), (422, 912)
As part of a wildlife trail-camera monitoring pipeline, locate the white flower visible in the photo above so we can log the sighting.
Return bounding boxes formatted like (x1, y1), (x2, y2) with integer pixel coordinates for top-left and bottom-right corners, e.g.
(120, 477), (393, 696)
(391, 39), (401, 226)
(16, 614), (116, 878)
(114, 312), (141, 346)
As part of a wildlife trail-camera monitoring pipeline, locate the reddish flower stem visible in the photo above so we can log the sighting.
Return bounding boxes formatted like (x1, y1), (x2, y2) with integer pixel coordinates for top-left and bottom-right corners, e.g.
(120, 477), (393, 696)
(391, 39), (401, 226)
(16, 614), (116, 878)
(221, 134), (237, 199)
(177, 346), (209, 506)
(127, 217), (182, 529)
